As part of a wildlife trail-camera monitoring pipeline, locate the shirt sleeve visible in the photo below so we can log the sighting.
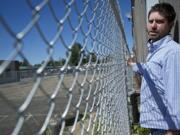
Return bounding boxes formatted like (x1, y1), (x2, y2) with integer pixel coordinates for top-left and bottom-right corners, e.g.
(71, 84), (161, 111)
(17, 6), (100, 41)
(164, 50), (180, 121)
(132, 63), (146, 75)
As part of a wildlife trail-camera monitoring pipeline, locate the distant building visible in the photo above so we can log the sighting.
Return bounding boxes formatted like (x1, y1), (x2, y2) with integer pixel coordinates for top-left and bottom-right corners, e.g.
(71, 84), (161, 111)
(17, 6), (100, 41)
(0, 60), (20, 84)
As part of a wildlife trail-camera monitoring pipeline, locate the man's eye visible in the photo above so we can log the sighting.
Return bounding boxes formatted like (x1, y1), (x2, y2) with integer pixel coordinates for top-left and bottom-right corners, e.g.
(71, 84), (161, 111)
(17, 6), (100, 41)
(156, 20), (164, 23)
(148, 20), (153, 23)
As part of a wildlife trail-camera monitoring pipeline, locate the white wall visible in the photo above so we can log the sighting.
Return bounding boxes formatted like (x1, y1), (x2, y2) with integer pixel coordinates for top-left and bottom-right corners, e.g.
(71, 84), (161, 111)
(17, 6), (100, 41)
(146, 0), (159, 22)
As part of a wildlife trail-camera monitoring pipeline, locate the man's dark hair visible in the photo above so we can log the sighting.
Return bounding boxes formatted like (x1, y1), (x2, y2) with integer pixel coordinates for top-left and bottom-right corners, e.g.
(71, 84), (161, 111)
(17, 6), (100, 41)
(148, 3), (176, 23)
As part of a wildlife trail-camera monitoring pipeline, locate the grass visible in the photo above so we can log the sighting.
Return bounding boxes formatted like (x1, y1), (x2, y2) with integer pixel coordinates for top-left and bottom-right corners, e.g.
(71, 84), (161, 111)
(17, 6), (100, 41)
(131, 124), (150, 135)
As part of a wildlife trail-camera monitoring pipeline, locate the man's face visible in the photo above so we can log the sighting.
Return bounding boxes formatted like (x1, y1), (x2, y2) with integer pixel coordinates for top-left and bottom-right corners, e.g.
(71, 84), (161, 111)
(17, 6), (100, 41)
(147, 11), (173, 41)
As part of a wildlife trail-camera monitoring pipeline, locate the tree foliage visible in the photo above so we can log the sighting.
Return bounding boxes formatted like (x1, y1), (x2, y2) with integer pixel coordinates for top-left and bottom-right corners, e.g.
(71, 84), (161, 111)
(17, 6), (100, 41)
(34, 59), (65, 67)
(19, 60), (29, 67)
(69, 42), (82, 66)
(68, 42), (98, 66)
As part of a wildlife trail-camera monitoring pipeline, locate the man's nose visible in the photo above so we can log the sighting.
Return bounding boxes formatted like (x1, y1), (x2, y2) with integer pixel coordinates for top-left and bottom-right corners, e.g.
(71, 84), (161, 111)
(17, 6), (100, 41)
(151, 21), (157, 29)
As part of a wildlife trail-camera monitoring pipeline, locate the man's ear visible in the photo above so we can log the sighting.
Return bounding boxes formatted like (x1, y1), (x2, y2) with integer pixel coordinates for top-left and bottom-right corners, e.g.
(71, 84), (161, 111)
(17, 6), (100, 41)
(169, 21), (174, 29)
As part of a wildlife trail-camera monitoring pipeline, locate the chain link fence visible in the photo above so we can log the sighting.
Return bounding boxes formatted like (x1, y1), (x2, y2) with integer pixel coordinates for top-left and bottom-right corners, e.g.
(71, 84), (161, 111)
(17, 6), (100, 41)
(0, 0), (131, 134)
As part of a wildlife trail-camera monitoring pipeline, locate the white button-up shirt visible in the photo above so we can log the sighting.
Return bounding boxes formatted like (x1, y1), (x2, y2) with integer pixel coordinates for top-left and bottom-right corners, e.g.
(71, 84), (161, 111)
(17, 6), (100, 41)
(132, 35), (180, 130)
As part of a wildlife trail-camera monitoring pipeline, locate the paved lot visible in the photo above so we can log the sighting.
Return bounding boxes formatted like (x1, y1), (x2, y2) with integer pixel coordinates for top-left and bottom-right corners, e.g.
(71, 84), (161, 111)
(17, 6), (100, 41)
(0, 74), (95, 135)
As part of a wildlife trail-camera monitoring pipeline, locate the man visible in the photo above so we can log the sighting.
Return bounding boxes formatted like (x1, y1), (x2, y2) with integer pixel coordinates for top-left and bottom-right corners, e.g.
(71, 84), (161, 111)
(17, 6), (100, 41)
(127, 3), (180, 135)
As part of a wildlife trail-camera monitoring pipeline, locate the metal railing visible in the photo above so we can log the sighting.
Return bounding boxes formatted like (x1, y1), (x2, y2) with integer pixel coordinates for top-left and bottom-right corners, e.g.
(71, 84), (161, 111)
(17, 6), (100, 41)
(0, 0), (131, 135)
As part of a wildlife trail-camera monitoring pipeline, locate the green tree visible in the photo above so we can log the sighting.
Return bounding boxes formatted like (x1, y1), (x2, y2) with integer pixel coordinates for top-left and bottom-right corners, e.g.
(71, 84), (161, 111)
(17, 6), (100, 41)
(84, 52), (97, 64)
(58, 58), (66, 66)
(53, 58), (66, 66)
(69, 42), (82, 66)
(34, 63), (41, 68)
(91, 52), (97, 62)
(19, 60), (29, 67)
(47, 60), (54, 67)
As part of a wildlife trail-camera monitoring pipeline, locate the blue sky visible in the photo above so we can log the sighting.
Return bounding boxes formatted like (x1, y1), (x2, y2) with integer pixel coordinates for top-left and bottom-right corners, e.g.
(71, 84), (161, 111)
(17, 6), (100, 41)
(0, 0), (132, 65)
(118, 0), (133, 49)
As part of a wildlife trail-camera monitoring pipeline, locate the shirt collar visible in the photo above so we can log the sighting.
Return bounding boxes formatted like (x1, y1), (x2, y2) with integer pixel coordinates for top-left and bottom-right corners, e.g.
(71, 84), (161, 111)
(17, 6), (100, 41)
(147, 34), (172, 53)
